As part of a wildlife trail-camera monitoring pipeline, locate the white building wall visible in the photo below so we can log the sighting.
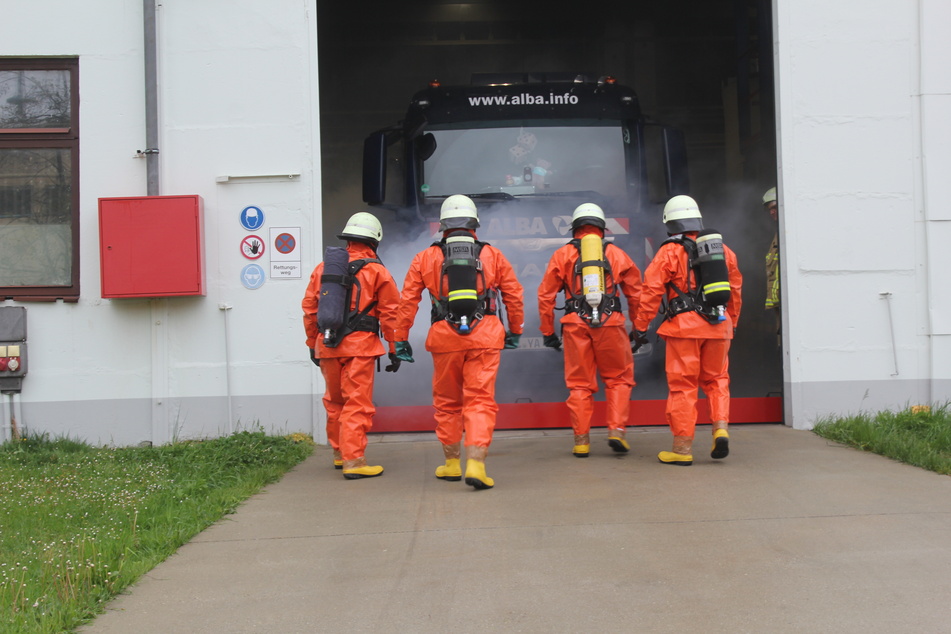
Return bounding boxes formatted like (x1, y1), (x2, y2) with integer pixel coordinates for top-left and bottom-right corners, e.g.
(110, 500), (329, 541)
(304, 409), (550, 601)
(775, 0), (951, 428)
(1, 0), (324, 445)
(4, 0), (949, 443)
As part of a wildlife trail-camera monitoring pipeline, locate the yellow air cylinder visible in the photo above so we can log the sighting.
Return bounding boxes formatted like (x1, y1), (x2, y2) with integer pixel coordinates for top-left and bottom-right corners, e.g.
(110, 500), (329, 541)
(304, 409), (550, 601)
(580, 233), (605, 324)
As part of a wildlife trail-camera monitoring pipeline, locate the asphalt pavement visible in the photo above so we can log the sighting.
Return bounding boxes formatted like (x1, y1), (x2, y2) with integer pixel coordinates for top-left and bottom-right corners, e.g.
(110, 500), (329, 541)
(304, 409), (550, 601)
(82, 424), (951, 633)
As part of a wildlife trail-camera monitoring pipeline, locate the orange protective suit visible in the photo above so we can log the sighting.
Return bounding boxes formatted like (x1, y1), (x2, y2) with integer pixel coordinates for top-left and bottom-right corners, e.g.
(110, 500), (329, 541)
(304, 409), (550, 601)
(302, 242), (400, 462)
(395, 232), (524, 449)
(537, 226), (642, 438)
(633, 233), (743, 439)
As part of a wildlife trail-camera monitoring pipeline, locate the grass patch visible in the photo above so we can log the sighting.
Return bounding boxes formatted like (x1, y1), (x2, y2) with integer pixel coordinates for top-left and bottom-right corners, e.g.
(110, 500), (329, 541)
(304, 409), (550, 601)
(812, 402), (951, 475)
(0, 430), (314, 633)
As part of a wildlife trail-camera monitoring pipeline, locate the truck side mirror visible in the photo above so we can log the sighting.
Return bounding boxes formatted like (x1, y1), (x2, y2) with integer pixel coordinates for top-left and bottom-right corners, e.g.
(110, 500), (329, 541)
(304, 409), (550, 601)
(662, 127), (690, 196)
(363, 132), (387, 205)
(415, 133), (436, 161)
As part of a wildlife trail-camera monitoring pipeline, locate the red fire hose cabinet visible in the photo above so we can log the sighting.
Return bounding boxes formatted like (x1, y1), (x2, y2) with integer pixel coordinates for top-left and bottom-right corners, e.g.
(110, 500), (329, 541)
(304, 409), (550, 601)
(99, 195), (205, 298)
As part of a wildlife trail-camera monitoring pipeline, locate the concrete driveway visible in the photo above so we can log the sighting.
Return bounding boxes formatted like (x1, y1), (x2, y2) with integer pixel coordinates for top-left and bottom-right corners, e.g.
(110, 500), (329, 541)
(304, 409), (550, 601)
(84, 425), (951, 633)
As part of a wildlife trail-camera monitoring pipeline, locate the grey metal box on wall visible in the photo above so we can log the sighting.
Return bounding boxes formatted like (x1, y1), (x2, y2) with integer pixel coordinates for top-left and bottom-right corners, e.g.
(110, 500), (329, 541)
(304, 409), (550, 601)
(0, 306), (27, 393)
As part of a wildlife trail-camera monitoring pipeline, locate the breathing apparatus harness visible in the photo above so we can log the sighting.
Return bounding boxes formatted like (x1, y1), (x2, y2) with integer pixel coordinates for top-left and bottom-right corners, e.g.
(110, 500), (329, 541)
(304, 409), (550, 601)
(317, 247), (383, 348)
(562, 237), (621, 327)
(430, 229), (498, 335)
(661, 229), (732, 325)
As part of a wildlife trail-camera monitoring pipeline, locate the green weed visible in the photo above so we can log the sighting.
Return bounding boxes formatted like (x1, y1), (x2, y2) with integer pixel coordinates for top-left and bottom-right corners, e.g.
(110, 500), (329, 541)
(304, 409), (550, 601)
(813, 402), (951, 475)
(0, 431), (313, 633)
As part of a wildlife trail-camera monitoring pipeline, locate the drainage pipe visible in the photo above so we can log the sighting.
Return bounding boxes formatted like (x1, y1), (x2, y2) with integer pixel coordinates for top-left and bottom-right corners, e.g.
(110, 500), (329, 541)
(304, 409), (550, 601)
(913, 0), (934, 404)
(880, 292), (899, 376)
(12, 393), (21, 439)
(2, 394), (10, 443)
(219, 304), (235, 435)
(143, 0), (160, 195)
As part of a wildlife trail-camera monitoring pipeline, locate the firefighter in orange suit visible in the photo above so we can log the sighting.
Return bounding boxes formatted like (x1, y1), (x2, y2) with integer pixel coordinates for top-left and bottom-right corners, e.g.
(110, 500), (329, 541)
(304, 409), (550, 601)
(632, 195), (742, 465)
(537, 203), (642, 457)
(393, 194), (524, 490)
(302, 212), (400, 479)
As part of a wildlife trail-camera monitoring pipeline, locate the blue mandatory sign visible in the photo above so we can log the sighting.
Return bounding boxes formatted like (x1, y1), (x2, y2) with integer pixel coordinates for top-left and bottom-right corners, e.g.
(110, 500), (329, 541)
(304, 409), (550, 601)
(240, 263), (266, 290)
(240, 205), (265, 231)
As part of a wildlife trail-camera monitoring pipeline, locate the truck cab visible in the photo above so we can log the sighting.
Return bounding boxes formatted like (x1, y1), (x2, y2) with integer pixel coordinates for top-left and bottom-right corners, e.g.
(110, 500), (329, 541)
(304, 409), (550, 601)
(362, 73), (690, 425)
(364, 72), (687, 231)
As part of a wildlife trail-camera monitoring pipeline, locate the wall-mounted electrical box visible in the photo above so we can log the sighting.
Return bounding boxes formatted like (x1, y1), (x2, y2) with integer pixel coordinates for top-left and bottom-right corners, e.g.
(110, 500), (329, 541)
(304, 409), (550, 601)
(99, 195), (205, 298)
(0, 306), (27, 394)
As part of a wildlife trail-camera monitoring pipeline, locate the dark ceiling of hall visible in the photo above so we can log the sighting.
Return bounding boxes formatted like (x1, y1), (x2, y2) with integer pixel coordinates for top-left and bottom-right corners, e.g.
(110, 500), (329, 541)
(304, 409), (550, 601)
(316, 0), (744, 112)
(316, 1), (737, 41)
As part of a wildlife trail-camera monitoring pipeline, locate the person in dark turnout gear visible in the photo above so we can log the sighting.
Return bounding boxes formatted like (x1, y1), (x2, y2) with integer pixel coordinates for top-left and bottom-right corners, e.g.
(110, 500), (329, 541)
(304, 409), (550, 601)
(302, 212), (400, 479)
(632, 195), (742, 465)
(762, 187), (781, 347)
(394, 195), (524, 490)
(537, 203), (642, 457)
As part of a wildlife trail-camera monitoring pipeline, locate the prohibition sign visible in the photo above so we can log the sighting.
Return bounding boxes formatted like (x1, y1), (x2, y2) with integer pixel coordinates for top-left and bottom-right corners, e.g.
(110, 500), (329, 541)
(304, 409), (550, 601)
(274, 232), (296, 254)
(240, 234), (265, 259)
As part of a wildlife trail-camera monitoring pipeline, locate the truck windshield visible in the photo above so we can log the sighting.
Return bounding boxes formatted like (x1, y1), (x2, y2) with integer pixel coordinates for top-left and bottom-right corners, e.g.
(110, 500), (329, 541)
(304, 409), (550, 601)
(421, 123), (629, 200)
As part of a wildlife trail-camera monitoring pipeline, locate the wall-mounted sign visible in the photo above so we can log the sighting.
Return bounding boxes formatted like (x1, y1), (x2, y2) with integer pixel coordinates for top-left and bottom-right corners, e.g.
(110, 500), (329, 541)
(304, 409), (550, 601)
(269, 226), (302, 279)
(240, 234), (265, 259)
(240, 206), (265, 231)
(241, 263), (266, 289)
(273, 232), (296, 254)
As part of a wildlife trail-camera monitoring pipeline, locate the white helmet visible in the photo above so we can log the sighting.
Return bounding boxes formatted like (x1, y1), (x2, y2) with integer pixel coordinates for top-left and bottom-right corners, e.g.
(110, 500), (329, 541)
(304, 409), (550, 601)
(663, 195), (703, 233)
(337, 212), (383, 247)
(439, 194), (479, 231)
(570, 202), (606, 230)
(762, 187), (777, 206)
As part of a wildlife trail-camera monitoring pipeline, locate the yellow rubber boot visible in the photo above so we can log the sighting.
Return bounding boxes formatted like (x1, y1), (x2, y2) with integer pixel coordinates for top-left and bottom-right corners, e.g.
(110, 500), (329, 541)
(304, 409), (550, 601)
(435, 442), (462, 481)
(436, 458), (462, 481)
(332, 448), (343, 470)
(711, 425), (729, 460)
(464, 446), (494, 489)
(464, 460), (494, 489)
(342, 457), (384, 479)
(658, 436), (693, 466)
(573, 433), (590, 458)
(607, 429), (630, 453)
(658, 451), (693, 466)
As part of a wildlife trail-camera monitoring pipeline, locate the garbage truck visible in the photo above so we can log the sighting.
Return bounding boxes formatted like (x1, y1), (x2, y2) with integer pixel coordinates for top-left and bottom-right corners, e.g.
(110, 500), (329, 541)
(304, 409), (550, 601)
(362, 73), (782, 431)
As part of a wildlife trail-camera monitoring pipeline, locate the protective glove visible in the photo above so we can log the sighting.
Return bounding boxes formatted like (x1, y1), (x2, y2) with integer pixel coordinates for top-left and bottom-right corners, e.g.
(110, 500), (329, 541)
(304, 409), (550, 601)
(309, 348), (321, 367)
(504, 332), (521, 349)
(543, 333), (562, 351)
(394, 341), (415, 363)
(384, 353), (401, 373)
(630, 330), (649, 354)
